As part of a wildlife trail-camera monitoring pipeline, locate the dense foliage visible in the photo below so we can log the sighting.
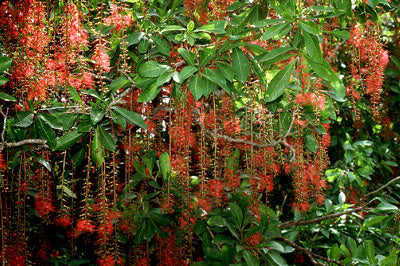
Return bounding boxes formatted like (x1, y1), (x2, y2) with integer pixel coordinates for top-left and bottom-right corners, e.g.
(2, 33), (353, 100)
(0, 0), (399, 265)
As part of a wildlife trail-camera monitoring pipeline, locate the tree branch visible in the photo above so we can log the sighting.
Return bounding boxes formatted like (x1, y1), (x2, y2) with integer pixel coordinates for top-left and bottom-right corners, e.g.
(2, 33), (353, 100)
(278, 176), (400, 229)
(277, 236), (344, 266)
(327, 40), (347, 62)
(1, 139), (49, 151)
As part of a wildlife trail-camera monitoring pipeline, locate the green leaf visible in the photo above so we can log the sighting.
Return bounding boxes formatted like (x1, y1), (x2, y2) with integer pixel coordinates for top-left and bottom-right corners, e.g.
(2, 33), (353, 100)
(90, 107), (105, 125)
(304, 132), (318, 153)
(363, 216), (386, 228)
(189, 74), (203, 101)
(56, 131), (84, 150)
(249, 56), (268, 89)
(32, 153), (52, 172)
(243, 250), (260, 266)
(202, 68), (229, 93)
(159, 152), (170, 181)
(57, 185), (77, 199)
(212, 235), (236, 245)
(68, 86), (81, 104)
(91, 128), (104, 168)
(303, 31), (323, 63)
(329, 244), (341, 260)
(266, 250), (287, 266)
(365, 240), (376, 264)
(14, 112), (34, 127)
(98, 125), (116, 152)
(299, 20), (321, 35)
(0, 92), (16, 102)
(126, 32), (145, 46)
(306, 56), (339, 83)
(207, 216), (225, 227)
(374, 201), (398, 212)
(138, 82), (161, 102)
(262, 22), (290, 40)
(35, 118), (57, 148)
(72, 146), (86, 167)
(161, 25), (186, 33)
(229, 203), (243, 229)
(199, 46), (216, 68)
(37, 113), (63, 130)
(153, 35), (171, 56)
(194, 20), (227, 34)
(331, 29), (350, 39)
(155, 69), (174, 87)
(112, 107), (147, 129)
(138, 61), (171, 78)
(232, 48), (250, 83)
(177, 48), (196, 66)
(258, 47), (294, 63)
(0, 76), (8, 86)
(0, 56), (12, 73)
(109, 76), (131, 94)
(178, 66), (198, 83)
(77, 116), (93, 133)
(216, 62), (235, 82)
(264, 59), (296, 102)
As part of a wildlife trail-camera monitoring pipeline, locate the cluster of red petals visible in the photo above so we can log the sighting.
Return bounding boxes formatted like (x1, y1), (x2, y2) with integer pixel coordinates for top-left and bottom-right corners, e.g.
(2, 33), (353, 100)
(92, 44), (111, 73)
(34, 195), (55, 218)
(104, 4), (133, 32)
(75, 219), (96, 237)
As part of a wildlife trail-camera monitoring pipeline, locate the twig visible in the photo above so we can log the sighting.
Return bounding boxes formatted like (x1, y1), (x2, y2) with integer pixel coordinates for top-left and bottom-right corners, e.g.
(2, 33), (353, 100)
(365, 175), (400, 198)
(278, 176), (400, 229)
(327, 40), (347, 62)
(0, 106), (8, 145)
(107, 70), (136, 111)
(277, 236), (344, 266)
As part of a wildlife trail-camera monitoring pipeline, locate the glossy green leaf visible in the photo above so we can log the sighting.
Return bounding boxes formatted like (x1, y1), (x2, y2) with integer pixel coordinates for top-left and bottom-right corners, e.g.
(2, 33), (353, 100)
(159, 152), (170, 181)
(35, 118), (57, 148)
(0, 76), (8, 86)
(258, 47), (294, 63)
(177, 48), (196, 66)
(207, 216), (225, 227)
(72, 146), (86, 167)
(68, 86), (81, 104)
(299, 20), (321, 35)
(202, 68), (230, 93)
(0, 92), (16, 102)
(126, 32), (145, 46)
(266, 250), (287, 266)
(229, 203), (243, 228)
(249, 56), (268, 89)
(37, 113), (63, 130)
(303, 31), (323, 63)
(244, 250), (260, 266)
(232, 48), (250, 83)
(306, 56), (339, 83)
(32, 153), (51, 172)
(331, 29), (350, 39)
(262, 22), (290, 41)
(264, 59), (296, 102)
(0, 56), (12, 73)
(56, 131), (84, 150)
(57, 185), (77, 199)
(153, 35), (171, 56)
(98, 125), (116, 152)
(178, 66), (198, 83)
(304, 133), (318, 153)
(188, 74), (203, 101)
(155, 69), (174, 87)
(109, 76), (132, 94)
(199, 46), (216, 68)
(91, 128), (104, 168)
(194, 20), (227, 34)
(138, 61), (171, 78)
(14, 112), (34, 127)
(90, 107), (105, 125)
(112, 107), (147, 129)
(138, 82), (161, 102)
(216, 62), (235, 82)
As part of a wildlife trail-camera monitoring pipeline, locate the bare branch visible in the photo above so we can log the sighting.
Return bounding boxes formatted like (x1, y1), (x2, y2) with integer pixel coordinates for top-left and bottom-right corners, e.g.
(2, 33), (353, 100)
(2, 139), (49, 150)
(277, 236), (344, 266)
(365, 175), (400, 198)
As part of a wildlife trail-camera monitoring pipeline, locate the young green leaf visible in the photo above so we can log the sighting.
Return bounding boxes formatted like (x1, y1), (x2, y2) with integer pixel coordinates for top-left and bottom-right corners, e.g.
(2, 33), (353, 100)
(159, 152), (170, 181)
(91, 128), (104, 169)
(188, 74), (203, 100)
(138, 61), (171, 78)
(56, 131), (85, 150)
(98, 125), (116, 152)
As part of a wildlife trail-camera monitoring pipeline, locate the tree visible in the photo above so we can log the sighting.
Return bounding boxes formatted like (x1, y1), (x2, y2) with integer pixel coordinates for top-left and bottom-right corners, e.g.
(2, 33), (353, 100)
(0, 0), (399, 265)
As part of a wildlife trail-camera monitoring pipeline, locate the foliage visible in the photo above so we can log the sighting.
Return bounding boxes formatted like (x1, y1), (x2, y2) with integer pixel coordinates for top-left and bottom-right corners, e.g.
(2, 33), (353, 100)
(0, 0), (399, 265)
